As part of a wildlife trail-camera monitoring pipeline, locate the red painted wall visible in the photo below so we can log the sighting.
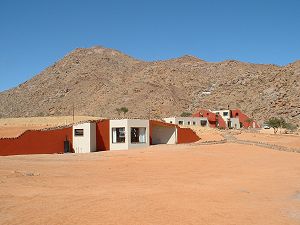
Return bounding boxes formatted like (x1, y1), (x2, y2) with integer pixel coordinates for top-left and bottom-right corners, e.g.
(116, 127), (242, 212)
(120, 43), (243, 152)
(193, 109), (226, 128)
(231, 109), (260, 128)
(216, 116), (227, 129)
(0, 127), (73, 156)
(177, 127), (200, 143)
(96, 120), (110, 151)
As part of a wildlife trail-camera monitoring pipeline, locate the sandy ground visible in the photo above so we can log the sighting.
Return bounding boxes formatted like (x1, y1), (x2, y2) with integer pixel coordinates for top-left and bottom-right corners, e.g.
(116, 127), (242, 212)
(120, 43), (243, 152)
(1, 143), (300, 225)
(0, 116), (101, 138)
(235, 132), (300, 148)
(182, 126), (225, 142)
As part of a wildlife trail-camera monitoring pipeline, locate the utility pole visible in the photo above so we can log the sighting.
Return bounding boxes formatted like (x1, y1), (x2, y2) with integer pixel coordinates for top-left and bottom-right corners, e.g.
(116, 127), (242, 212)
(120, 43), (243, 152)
(72, 103), (75, 124)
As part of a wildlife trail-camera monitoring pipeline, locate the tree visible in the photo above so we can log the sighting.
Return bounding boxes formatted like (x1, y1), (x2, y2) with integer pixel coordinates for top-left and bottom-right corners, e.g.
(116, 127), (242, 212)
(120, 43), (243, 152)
(120, 107), (129, 116)
(245, 118), (254, 128)
(180, 112), (192, 117)
(245, 118), (254, 123)
(282, 121), (298, 132)
(265, 117), (286, 134)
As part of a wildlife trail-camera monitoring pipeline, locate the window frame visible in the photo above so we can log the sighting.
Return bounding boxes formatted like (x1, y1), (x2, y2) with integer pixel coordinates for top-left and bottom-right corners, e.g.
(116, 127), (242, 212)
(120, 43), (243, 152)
(130, 127), (147, 144)
(112, 127), (126, 143)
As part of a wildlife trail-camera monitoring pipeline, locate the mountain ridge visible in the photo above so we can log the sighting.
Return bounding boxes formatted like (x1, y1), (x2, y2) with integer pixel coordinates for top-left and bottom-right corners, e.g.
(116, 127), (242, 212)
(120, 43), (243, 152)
(0, 46), (299, 125)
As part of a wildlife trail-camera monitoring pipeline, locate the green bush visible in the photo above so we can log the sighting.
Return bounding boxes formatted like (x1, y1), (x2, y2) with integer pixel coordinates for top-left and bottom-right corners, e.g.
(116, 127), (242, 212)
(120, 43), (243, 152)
(180, 112), (192, 117)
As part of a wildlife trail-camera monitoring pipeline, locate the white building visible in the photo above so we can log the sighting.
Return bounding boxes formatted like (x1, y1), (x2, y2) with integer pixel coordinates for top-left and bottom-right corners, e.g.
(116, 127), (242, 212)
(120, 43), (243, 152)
(72, 122), (97, 153)
(211, 110), (241, 129)
(163, 117), (209, 127)
(109, 119), (150, 151)
(212, 110), (231, 122)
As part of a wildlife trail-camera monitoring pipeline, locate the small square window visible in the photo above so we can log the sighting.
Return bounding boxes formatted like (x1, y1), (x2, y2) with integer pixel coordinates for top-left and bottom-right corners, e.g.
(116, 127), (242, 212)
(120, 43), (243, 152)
(200, 120), (207, 126)
(178, 121), (183, 125)
(223, 112), (228, 116)
(187, 121), (191, 125)
(74, 129), (84, 136)
(193, 121), (196, 125)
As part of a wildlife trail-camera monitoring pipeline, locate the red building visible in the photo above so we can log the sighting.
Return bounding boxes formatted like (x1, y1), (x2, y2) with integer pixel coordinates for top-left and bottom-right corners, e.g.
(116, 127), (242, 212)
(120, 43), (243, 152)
(192, 109), (227, 128)
(193, 108), (259, 129)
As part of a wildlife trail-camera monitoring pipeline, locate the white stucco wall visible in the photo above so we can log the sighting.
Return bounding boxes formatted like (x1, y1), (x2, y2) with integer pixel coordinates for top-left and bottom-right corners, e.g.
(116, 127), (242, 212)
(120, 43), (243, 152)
(109, 119), (150, 150)
(163, 117), (209, 127)
(127, 119), (150, 149)
(151, 125), (176, 144)
(73, 122), (96, 153)
(212, 110), (231, 123)
(230, 118), (240, 129)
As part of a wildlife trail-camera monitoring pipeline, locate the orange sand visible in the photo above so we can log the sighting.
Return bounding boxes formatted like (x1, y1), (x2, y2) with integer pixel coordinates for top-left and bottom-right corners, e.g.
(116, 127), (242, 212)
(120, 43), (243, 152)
(1, 143), (300, 225)
(236, 132), (300, 148)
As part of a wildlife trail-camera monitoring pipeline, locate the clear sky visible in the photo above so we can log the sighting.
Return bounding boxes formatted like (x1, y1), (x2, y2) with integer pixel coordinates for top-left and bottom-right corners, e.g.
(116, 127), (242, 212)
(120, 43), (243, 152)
(0, 0), (299, 91)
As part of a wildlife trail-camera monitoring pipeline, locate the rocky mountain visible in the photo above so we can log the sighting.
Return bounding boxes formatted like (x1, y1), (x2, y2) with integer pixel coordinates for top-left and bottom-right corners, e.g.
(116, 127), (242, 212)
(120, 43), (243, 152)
(0, 46), (299, 125)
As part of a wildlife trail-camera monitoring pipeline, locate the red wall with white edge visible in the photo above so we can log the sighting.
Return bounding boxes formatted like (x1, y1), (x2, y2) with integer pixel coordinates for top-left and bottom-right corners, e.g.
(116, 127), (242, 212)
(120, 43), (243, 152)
(193, 109), (226, 128)
(231, 109), (260, 128)
(0, 127), (73, 156)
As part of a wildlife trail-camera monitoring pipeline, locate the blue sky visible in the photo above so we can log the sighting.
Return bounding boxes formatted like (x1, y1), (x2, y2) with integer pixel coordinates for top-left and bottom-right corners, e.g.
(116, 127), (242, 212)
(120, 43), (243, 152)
(0, 0), (299, 91)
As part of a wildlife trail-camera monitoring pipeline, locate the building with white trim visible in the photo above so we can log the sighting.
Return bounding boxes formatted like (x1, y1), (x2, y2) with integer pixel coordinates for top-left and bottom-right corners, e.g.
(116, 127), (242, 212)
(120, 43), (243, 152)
(163, 117), (209, 127)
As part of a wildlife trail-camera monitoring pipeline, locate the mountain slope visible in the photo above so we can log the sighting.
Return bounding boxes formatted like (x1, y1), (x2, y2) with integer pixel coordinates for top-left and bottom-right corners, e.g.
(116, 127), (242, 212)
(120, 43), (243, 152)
(0, 46), (299, 125)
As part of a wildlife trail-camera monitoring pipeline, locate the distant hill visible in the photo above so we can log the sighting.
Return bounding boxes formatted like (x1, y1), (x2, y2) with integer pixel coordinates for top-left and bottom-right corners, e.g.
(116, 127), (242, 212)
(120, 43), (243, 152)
(0, 46), (299, 125)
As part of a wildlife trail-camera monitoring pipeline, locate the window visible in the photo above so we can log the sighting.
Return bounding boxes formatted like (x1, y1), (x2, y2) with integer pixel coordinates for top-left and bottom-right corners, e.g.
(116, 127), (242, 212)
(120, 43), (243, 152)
(193, 121), (196, 125)
(223, 112), (229, 116)
(74, 129), (84, 136)
(187, 121), (191, 125)
(170, 121), (173, 124)
(112, 127), (125, 143)
(131, 127), (146, 143)
(178, 121), (183, 125)
(215, 112), (219, 115)
(200, 120), (207, 126)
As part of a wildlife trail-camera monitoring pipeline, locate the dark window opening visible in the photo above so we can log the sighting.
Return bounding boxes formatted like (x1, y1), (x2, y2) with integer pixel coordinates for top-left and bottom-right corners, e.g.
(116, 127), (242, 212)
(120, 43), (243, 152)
(187, 121), (191, 125)
(74, 129), (84, 136)
(223, 112), (229, 116)
(112, 127), (125, 143)
(178, 121), (183, 125)
(131, 127), (146, 143)
(193, 121), (196, 125)
(200, 120), (207, 126)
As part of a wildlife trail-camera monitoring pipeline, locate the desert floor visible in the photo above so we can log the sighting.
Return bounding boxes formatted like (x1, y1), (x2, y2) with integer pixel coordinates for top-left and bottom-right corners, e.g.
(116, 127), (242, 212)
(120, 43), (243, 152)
(1, 143), (300, 225)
